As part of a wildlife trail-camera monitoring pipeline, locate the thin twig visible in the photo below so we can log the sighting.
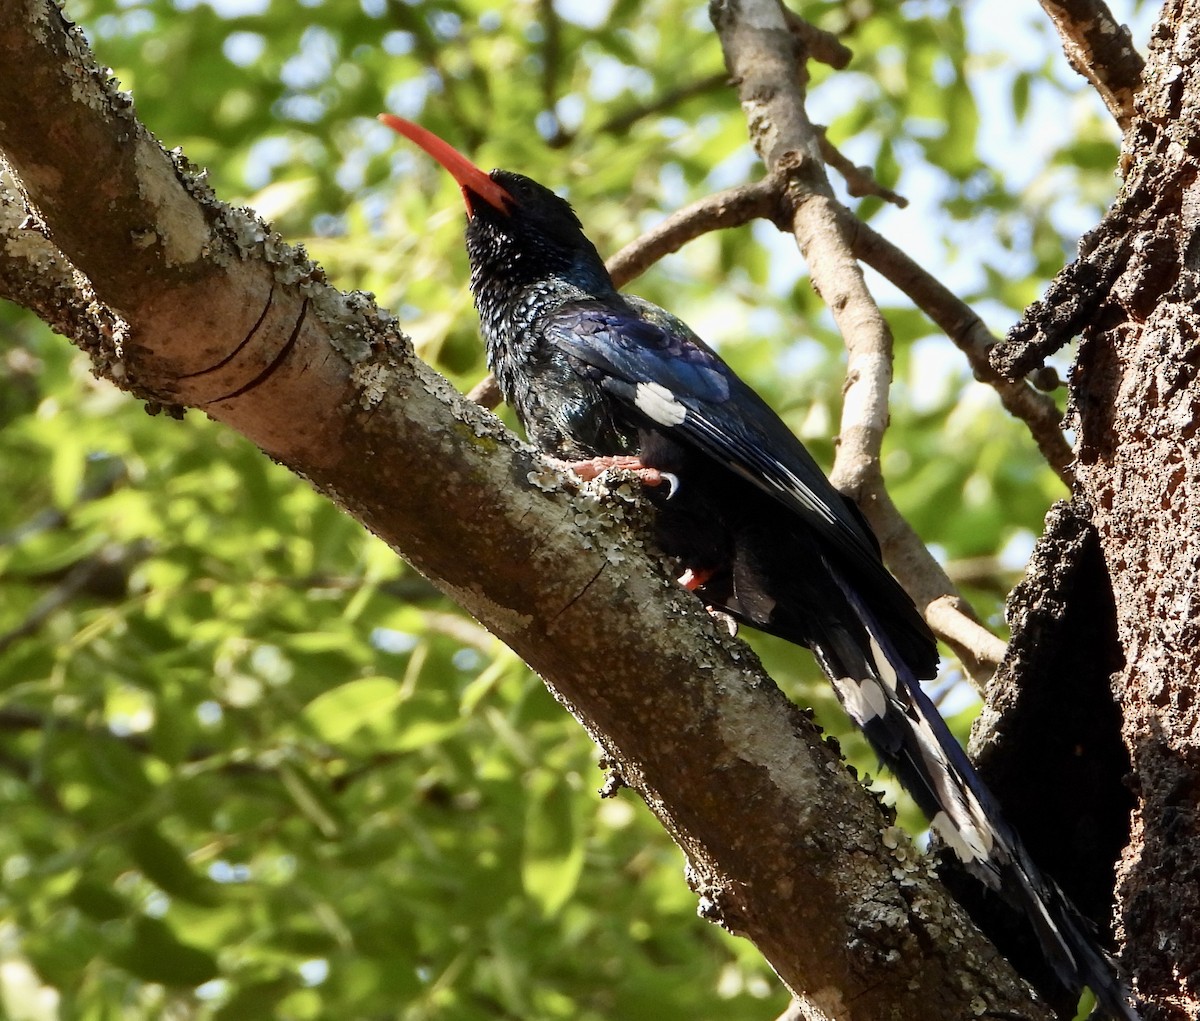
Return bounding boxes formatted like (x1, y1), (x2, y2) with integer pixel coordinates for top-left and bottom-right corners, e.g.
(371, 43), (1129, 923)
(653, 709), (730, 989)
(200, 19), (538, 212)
(538, 0), (569, 147)
(816, 126), (908, 207)
(596, 72), (730, 138)
(466, 373), (502, 408)
(781, 6), (853, 69)
(1037, 0), (1144, 131)
(605, 176), (786, 285)
(0, 544), (146, 656)
(926, 596), (1008, 667)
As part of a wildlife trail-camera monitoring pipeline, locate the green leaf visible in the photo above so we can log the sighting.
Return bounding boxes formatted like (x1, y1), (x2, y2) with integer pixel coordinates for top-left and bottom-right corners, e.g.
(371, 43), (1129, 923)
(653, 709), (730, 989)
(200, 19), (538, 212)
(300, 676), (405, 745)
(127, 825), (220, 907)
(109, 916), (220, 987)
(69, 879), (129, 922)
(214, 979), (298, 1021)
(521, 776), (586, 917)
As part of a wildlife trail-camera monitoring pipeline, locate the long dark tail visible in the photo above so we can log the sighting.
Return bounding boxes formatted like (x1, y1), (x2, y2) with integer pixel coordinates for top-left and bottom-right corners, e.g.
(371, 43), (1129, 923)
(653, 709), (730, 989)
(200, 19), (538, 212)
(809, 580), (1139, 1021)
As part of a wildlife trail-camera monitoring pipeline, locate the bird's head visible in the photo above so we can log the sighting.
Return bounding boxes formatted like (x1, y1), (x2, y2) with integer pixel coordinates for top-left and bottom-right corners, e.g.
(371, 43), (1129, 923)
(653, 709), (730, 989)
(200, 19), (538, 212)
(380, 114), (610, 295)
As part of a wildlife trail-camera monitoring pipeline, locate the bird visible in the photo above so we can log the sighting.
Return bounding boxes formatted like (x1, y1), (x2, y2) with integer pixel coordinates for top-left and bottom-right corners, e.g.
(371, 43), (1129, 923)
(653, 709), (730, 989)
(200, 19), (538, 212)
(379, 113), (1139, 1021)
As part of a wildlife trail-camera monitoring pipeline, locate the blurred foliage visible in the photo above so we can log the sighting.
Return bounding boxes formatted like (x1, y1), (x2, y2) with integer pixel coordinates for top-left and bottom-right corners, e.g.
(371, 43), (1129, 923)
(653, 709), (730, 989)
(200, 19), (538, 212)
(0, 0), (1141, 1017)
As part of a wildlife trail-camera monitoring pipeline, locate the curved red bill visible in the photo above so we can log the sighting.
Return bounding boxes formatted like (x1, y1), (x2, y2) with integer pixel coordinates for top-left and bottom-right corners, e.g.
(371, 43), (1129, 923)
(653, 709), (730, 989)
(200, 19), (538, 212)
(378, 114), (513, 216)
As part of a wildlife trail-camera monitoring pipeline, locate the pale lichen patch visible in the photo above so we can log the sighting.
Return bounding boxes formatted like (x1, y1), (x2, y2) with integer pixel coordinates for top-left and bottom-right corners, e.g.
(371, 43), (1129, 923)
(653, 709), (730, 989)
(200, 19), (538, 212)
(439, 579), (533, 637)
(132, 133), (207, 266)
(352, 361), (389, 409)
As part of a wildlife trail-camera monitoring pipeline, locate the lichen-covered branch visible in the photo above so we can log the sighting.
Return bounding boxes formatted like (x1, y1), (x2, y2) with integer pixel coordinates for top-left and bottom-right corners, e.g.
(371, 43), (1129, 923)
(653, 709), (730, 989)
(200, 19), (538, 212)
(0, 168), (124, 366)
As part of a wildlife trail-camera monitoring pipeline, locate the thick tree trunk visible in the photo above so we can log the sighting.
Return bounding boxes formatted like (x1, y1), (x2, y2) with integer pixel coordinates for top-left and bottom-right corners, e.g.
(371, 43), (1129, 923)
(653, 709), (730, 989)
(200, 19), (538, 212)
(988, 1), (1200, 1015)
(1079, 5), (1200, 1012)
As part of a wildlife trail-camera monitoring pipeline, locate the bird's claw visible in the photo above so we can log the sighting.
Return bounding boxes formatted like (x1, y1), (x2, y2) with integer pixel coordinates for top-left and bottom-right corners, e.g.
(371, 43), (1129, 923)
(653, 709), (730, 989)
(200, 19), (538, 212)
(707, 607), (738, 637)
(658, 471), (680, 500)
(548, 455), (679, 499)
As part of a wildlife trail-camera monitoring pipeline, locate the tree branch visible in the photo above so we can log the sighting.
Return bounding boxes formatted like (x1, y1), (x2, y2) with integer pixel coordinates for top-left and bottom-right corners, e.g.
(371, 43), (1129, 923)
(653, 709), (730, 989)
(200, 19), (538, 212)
(841, 212), (1075, 487)
(781, 6), (853, 70)
(816, 124), (909, 207)
(606, 176), (786, 283)
(595, 71), (730, 139)
(990, 227), (1130, 381)
(0, 166), (125, 370)
(711, 0), (1005, 687)
(537, 0), (568, 146)
(0, 543), (145, 655)
(1037, 0), (1145, 131)
(0, 2), (1052, 1017)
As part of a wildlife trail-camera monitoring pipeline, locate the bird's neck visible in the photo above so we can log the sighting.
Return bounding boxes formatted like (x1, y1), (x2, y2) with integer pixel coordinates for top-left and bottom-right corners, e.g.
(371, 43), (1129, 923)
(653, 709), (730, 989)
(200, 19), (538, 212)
(470, 247), (616, 352)
(475, 272), (598, 364)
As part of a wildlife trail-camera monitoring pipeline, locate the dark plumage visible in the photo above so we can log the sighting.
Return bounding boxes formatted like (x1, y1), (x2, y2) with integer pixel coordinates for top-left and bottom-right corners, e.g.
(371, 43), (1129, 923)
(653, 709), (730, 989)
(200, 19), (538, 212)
(381, 114), (1138, 1021)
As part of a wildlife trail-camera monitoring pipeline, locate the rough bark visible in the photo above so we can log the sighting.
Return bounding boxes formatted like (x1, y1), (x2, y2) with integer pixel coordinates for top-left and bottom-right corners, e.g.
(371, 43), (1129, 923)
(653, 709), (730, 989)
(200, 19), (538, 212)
(1079, 6), (1200, 1010)
(1037, 0), (1145, 131)
(961, 502), (1133, 1017)
(987, 1), (1200, 1016)
(0, 2), (1058, 1019)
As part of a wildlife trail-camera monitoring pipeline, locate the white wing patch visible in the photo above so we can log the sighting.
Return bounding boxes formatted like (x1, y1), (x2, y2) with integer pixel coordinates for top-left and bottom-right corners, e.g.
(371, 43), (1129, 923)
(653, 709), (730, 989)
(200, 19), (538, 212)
(834, 675), (890, 723)
(634, 381), (688, 427)
(859, 619), (1000, 869)
(914, 708), (999, 867)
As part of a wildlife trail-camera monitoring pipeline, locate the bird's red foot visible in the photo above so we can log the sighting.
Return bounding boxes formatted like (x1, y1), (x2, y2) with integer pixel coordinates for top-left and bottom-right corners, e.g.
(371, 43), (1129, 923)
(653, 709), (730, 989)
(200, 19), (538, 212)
(677, 566), (715, 591)
(548, 455), (679, 498)
(676, 567), (735, 633)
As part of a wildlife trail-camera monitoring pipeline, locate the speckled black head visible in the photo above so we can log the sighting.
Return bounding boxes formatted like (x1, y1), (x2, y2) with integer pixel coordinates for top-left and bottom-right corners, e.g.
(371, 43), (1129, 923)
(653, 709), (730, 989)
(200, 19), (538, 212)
(378, 114), (612, 301)
(463, 169), (610, 296)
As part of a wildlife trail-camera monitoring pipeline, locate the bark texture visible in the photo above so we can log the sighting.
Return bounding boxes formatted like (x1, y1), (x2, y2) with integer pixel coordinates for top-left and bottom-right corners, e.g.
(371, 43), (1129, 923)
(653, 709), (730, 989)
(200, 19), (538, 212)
(989, 1), (1200, 1015)
(1080, 8), (1200, 1009)
(962, 502), (1132, 1016)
